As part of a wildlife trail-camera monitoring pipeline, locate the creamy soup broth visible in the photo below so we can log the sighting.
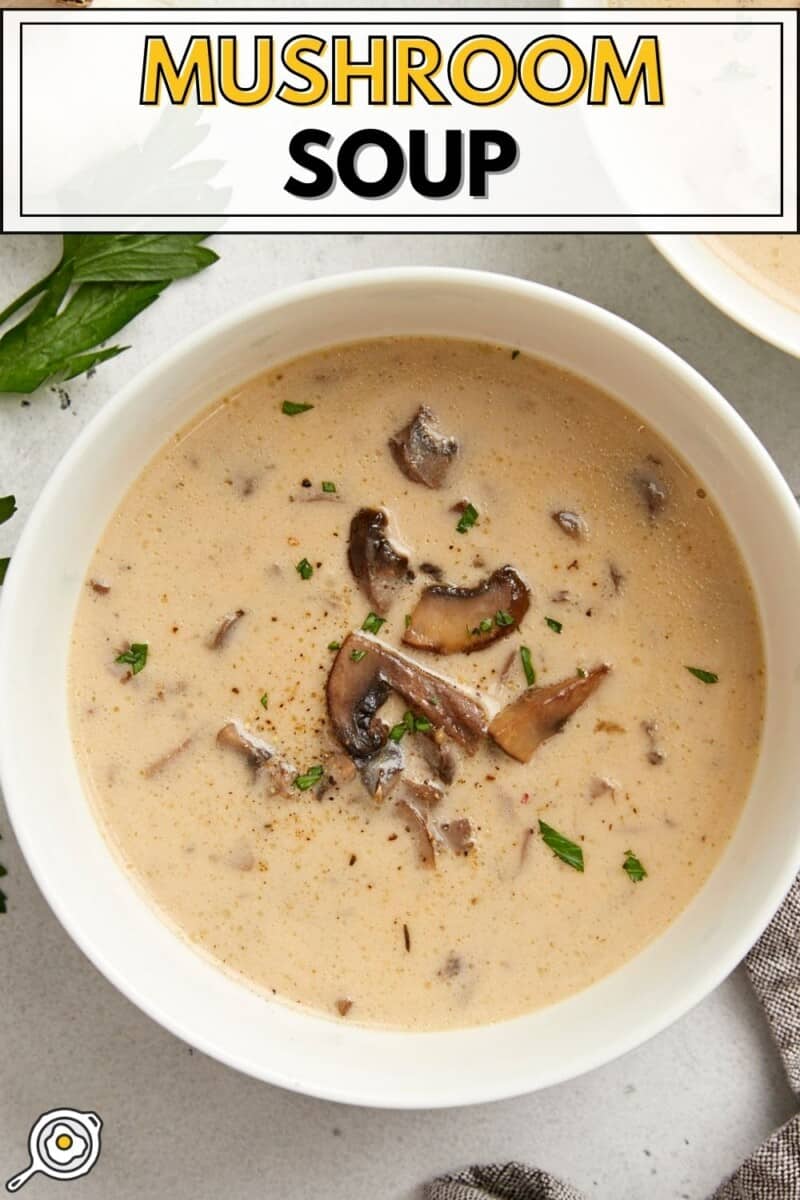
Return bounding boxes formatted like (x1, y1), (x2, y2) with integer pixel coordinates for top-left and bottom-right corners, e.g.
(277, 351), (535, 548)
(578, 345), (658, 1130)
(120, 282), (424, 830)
(703, 236), (800, 314)
(70, 338), (764, 1030)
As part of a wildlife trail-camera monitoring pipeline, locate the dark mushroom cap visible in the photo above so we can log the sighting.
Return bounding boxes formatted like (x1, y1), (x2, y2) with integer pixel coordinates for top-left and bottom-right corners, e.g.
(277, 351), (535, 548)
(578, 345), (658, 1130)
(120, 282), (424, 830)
(403, 565), (530, 654)
(347, 508), (412, 615)
(389, 406), (458, 489)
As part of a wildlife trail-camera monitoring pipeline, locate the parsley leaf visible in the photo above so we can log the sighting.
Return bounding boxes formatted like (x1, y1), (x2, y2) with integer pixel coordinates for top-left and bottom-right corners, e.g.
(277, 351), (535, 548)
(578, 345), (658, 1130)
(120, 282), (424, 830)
(623, 850), (647, 882)
(539, 820), (584, 872)
(282, 400), (314, 416)
(361, 612), (386, 635)
(294, 764), (324, 791)
(520, 645), (536, 686)
(456, 503), (479, 534)
(115, 642), (148, 675)
(545, 617), (563, 634)
(686, 666), (718, 684)
(296, 557), (313, 580)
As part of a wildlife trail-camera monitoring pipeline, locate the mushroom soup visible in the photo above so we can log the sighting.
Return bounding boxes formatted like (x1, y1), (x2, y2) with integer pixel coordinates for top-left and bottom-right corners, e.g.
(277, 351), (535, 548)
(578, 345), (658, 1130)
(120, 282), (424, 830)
(70, 337), (764, 1030)
(702, 236), (800, 314)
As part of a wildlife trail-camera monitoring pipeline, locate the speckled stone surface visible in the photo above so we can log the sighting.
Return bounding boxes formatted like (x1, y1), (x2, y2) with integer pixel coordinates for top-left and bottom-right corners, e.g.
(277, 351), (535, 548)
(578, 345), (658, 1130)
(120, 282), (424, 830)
(0, 231), (797, 1199)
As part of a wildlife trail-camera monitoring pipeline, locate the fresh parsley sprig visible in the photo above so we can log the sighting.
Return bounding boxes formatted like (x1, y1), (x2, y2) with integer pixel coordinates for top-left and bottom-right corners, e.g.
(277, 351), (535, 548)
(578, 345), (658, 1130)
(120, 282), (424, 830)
(0, 235), (217, 395)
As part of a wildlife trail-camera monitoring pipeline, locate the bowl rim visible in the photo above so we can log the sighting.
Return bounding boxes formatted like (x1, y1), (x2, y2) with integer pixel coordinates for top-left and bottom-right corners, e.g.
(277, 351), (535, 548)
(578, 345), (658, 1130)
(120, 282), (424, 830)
(2, 264), (800, 1109)
(650, 235), (800, 360)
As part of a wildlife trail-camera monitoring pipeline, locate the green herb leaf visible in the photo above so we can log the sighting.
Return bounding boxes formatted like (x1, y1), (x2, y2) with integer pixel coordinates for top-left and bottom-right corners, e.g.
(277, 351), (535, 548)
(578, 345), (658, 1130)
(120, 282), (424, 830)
(520, 645), (536, 686)
(0, 495), (16, 525)
(260, 692), (269, 709)
(321, 481), (336, 494)
(282, 400), (314, 416)
(294, 764), (324, 791)
(413, 714), (433, 733)
(69, 234), (217, 283)
(404, 614), (412, 629)
(115, 642), (148, 675)
(0, 268), (166, 394)
(539, 820), (584, 872)
(545, 617), (563, 634)
(495, 610), (514, 628)
(0, 558), (8, 586)
(473, 617), (493, 635)
(456, 502), (479, 534)
(623, 850), (647, 882)
(328, 640), (341, 651)
(361, 612), (386, 635)
(686, 666), (718, 684)
(389, 723), (408, 743)
(576, 666), (587, 678)
(350, 648), (367, 663)
(296, 557), (313, 580)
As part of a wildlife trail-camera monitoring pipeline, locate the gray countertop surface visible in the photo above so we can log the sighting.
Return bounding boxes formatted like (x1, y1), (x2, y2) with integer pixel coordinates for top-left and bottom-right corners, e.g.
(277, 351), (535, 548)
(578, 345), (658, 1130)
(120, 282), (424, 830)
(0, 231), (797, 1199)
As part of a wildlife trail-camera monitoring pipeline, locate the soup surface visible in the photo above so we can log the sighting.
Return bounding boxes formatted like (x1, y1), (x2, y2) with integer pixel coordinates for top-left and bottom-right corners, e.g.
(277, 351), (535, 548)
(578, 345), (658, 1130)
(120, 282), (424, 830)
(703, 236), (800, 314)
(70, 337), (764, 1030)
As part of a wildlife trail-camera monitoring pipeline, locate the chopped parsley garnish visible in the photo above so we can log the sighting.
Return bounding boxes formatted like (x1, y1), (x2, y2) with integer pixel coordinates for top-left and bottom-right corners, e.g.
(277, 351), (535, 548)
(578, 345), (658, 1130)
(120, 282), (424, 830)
(389, 710), (432, 742)
(321, 480), (336, 493)
(478, 617), (493, 634)
(545, 617), (563, 634)
(296, 557), (313, 580)
(686, 666), (718, 684)
(576, 666), (587, 678)
(260, 692), (269, 709)
(281, 400), (313, 416)
(539, 820), (584, 872)
(115, 642), (148, 675)
(456, 502), (479, 534)
(495, 610), (514, 628)
(520, 646), (535, 686)
(623, 850), (647, 882)
(294, 764), (324, 791)
(350, 648), (367, 663)
(404, 614), (412, 629)
(361, 612), (386, 635)
(328, 640), (341, 651)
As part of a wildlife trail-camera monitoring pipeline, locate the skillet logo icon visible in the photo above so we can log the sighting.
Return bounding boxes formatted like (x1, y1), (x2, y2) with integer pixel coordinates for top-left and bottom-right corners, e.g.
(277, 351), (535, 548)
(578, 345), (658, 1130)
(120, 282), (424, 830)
(5, 1109), (102, 1192)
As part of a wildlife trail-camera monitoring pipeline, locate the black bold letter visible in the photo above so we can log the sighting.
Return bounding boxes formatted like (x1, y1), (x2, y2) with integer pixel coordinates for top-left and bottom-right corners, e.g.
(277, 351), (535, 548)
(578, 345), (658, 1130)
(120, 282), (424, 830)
(285, 129), (335, 198)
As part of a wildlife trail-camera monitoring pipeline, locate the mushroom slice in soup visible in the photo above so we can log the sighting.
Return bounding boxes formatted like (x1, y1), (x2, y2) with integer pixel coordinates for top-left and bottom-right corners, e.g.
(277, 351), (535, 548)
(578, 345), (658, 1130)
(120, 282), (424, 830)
(489, 665), (611, 763)
(216, 720), (295, 796)
(348, 508), (412, 615)
(389, 405), (458, 489)
(209, 609), (245, 650)
(403, 566), (531, 654)
(360, 740), (405, 800)
(326, 633), (488, 761)
(552, 510), (587, 540)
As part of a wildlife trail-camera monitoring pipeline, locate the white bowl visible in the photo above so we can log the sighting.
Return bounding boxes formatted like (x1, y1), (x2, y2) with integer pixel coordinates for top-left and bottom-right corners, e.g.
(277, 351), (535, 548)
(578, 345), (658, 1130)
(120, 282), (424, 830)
(650, 236), (800, 360)
(2, 268), (800, 1109)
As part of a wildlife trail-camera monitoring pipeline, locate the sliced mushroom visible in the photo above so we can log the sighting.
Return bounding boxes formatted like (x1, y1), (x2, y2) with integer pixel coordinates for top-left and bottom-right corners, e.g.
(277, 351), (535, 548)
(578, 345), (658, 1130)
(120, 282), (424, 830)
(216, 720), (295, 796)
(326, 633), (487, 761)
(143, 736), (192, 778)
(440, 817), (474, 855)
(552, 510), (587, 540)
(403, 566), (530, 655)
(360, 741), (405, 800)
(419, 561), (444, 580)
(395, 797), (440, 868)
(347, 508), (412, 614)
(401, 776), (445, 809)
(417, 731), (459, 785)
(489, 665), (611, 763)
(209, 609), (245, 650)
(633, 470), (668, 517)
(389, 406), (458, 489)
(89, 577), (111, 595)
